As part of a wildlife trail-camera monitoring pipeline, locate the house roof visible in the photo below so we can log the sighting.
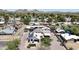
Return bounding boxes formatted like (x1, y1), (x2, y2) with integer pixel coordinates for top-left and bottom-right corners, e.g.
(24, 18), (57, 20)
(28, 32), (37, 40)
(56, 28), (65, 33)
(26, 25), (44, 29)
(0, 27), (15, 34)
(0, 17), (5, 24)
(32, 28), (42, 33)
(61, 33), (79, 40)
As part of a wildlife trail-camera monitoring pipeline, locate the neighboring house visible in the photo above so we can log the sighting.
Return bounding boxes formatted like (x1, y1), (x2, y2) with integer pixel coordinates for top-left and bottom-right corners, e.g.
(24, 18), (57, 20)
(55, 28), (65, 35)
(31, 18), (36, 22)
(44, 18), (48, 22)
(29, 22), (40, 25)
(73, 22), (79, 25)
(56, 28), (65, 33)
(15, 17), (21, 21)
(8, 17), (15, 25)
(60, 33), (79, 42)
(65, 17), (71, 22)
(0, 17), (5, 26)
(15, 17), (22, 25)
(0, 27), (15, 35)
(8, 17), (21, 24)
(42, 27), (51, 37)
(26, 25), (44, 29)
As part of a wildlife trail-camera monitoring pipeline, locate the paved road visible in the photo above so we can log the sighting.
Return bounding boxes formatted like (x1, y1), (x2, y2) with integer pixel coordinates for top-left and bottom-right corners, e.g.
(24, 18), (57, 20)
(0, 41), (8, 50)
(49, 33), (66, 50)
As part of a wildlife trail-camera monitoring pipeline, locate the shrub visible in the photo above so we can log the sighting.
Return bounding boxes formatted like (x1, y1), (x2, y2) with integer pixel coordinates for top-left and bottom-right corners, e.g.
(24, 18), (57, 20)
(7, 39), (20, 50)
(41, 37), (52, 47)
(27, 44), (36, 48)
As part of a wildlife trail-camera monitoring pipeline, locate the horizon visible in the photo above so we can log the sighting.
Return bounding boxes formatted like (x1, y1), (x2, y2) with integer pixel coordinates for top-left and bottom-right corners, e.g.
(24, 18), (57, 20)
(3, 9), (79, 12)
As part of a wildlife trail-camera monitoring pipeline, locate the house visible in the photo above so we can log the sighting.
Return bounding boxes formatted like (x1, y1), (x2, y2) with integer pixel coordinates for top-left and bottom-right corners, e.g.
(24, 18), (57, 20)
(60, 33), (79, 42)
(65, 17), (71, 22)
(29, 22), (40, 25)
(0, 26), (15, 35)
(0, 17), (5, 26)
(15, 17), (22, 25)
(27, 28), (44, 43)
(55, 28), (65, 35)
(27, 26), (51, 43)
(15, 17), (21, 21)
(26, 25), (44, 29)
(56, 28), (65, 33)
(42, 27), (51, 37)
(8, 17), (16, 25)
(73, 22), (79, 25)
(31, 18), (36, 22)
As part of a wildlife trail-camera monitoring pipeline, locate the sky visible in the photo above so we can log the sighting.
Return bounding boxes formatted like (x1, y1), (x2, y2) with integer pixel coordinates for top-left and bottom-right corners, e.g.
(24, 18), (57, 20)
(6, 9), (79, 12)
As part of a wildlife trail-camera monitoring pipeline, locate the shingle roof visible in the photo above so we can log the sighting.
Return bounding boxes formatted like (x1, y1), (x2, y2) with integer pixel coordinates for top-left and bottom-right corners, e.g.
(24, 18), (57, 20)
(28, 32), (37, 40)
(32, 28), (42, 33)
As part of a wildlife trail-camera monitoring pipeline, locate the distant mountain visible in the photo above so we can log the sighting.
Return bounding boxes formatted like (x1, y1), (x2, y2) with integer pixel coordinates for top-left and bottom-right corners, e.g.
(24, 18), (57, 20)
(0, 9), (79, 14)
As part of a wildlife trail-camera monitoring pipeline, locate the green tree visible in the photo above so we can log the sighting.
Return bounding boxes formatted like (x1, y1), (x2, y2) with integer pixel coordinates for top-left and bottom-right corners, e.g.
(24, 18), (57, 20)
(22, 16), (31, 25)
(4, 14), (9, 24)
(41, 37), (52, 47)
(47, 17), (52, 23)
(57, 15), (65, 22)
(69, 25), (79, 35)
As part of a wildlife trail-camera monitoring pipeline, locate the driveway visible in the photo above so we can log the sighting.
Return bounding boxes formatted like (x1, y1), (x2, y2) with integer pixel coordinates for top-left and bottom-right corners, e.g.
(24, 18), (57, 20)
(19, 32), (29, 50)
(0, 41), (8, 50)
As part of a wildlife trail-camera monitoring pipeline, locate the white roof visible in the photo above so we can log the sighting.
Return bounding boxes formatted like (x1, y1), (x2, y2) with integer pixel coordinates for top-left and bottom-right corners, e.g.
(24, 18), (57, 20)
(0, 22), (5, 24)
(42, 27), (50, 30)
(26, 25), (44, 29)
(15, 17), (21, 21)
(0, 17), (5, 24)
(56, 28), (65, 33)
(61, 33), (79, 40)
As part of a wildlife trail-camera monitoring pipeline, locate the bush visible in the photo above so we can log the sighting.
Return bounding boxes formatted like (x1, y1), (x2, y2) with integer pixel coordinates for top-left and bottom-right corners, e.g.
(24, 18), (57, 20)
(41, 37), (52, 47)
(27, 44), (36, 48)
(7, 39), (20, 50)
(69, 25), (79, 35)
(27, 45), (30, 48)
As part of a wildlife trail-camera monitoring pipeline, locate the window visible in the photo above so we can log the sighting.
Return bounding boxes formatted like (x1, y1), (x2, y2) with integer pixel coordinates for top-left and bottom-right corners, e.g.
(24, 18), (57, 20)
(34, 40), (39, 42)
(77, 39), (79, 41)
(35, 35), (37, 37)
(31, 39), (33, 41)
